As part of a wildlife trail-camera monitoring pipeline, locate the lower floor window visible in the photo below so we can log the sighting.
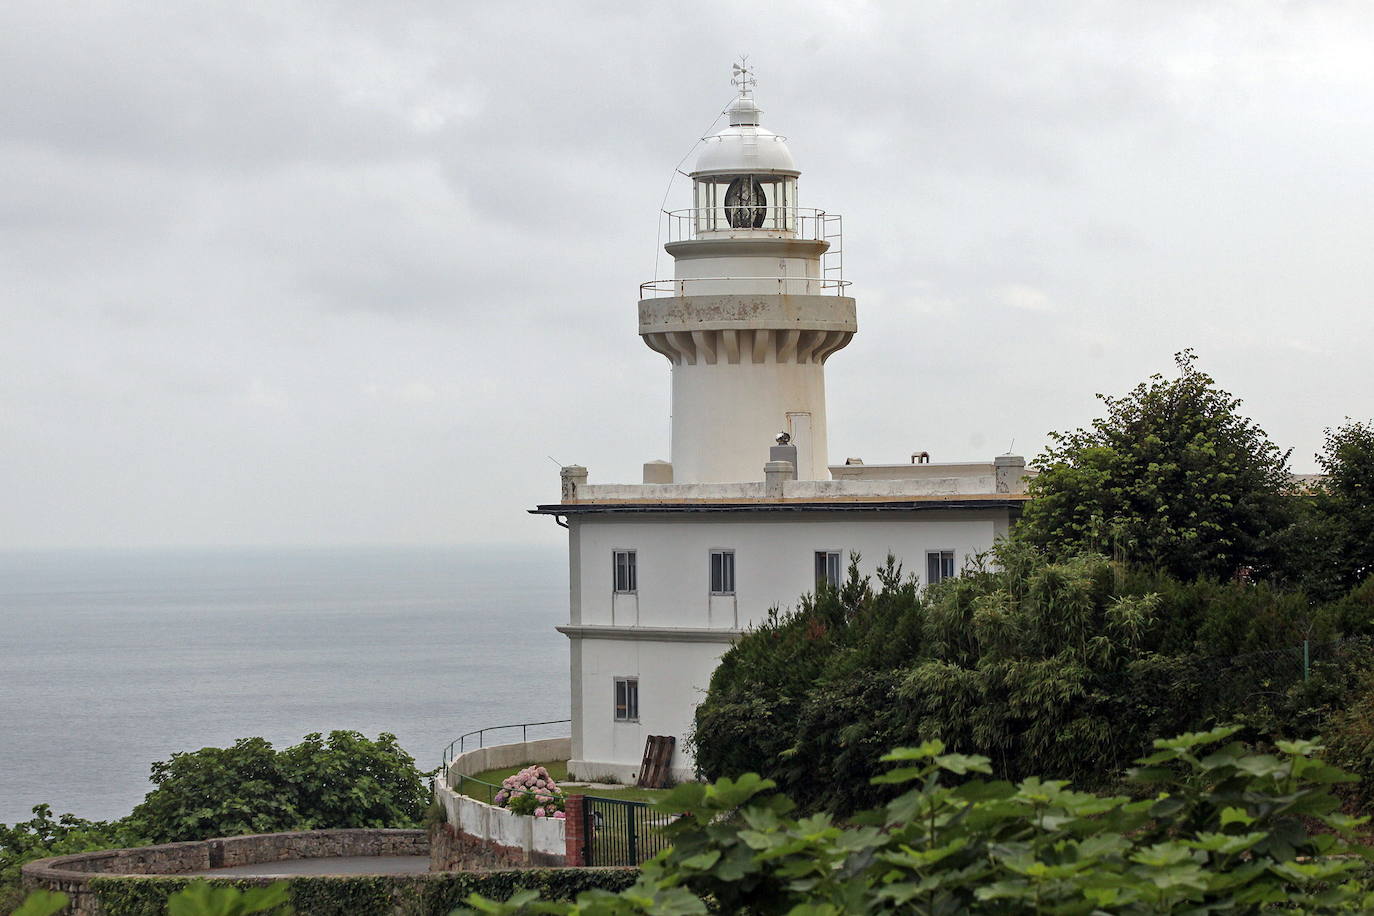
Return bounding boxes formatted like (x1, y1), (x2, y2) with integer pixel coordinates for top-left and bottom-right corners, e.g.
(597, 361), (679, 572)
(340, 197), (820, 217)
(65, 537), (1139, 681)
(614, 677), (639, 721)
(927, 550), (956, 584)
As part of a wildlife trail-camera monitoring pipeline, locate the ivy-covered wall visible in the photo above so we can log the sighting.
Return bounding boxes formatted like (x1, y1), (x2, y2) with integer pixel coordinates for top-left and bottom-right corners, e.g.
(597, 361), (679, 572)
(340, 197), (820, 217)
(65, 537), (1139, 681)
(87, 868), (638, 916)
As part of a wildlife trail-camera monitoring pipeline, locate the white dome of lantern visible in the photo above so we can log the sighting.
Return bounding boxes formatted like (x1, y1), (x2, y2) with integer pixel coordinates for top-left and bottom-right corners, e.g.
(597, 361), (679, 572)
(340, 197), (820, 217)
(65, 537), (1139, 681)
(690, 69), (800, 235)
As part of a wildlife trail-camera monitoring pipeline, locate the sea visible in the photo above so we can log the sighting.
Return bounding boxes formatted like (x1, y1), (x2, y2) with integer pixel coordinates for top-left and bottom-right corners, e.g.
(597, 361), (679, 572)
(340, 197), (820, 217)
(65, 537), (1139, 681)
(0, 545), (569, 826)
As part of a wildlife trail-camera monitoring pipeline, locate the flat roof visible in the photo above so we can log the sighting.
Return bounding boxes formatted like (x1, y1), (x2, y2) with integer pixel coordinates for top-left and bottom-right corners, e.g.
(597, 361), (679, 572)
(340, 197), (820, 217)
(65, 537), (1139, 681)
(531, 495), (1028, 516)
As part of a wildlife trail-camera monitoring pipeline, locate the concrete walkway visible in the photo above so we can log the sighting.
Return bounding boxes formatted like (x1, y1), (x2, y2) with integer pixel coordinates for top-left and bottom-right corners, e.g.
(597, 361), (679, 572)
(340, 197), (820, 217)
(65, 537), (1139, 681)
(190, 855), (431, 876)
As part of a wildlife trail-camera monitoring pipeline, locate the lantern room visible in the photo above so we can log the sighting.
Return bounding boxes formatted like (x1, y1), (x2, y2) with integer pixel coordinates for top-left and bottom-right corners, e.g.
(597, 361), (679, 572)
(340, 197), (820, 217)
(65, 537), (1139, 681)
(690, 93), (800, 236)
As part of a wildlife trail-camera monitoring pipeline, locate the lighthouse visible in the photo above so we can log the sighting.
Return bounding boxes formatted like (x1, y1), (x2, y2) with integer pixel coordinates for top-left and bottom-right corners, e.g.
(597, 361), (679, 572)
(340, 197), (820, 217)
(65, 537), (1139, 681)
(638, 67), (856, 483)
(536, 67), (1029, 784)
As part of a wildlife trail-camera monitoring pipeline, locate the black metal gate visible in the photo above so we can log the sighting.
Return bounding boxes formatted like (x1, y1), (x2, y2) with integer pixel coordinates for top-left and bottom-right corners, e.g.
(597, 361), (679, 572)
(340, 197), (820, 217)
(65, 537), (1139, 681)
(582, 796), (673, 866)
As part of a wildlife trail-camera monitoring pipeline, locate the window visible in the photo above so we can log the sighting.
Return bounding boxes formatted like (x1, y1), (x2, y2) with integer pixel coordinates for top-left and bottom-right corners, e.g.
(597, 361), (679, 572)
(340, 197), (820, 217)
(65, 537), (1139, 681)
(613, 550), (637, 593)
(927, 550), (956, 585)
(614, 677), (639, 721)
(815, 550), (841, 589)
(710, 549), (735, 595)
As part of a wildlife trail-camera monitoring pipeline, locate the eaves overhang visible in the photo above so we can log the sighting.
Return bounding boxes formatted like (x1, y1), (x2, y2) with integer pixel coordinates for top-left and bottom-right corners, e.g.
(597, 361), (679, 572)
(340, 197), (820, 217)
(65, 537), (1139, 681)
(531, 496), (1029, 516)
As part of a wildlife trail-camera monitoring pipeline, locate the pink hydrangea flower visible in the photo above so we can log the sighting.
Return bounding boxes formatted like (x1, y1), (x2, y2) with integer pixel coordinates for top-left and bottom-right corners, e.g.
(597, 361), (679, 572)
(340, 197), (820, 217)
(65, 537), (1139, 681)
(553, 811), (566, 820)
(533, 807), (546, 817)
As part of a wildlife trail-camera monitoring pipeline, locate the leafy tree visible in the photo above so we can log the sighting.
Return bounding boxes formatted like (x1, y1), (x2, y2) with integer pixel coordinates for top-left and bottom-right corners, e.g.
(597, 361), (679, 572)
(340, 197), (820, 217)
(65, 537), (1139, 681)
(129, 737), (302, 843)
(1288, 420), (1374, 601)
(1019, 350), (1292, 580)
(278, 731), (430, 830)
(459, 729), (1374, 914)
(127, 731), (428, 843)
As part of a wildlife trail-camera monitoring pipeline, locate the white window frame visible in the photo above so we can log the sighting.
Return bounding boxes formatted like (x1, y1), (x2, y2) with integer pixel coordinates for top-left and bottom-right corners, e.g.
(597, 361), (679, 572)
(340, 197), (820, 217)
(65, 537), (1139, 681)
(815, 550), (842, 589)
(613, 549), (637, 594)
(613, 676), (639, 722)
(926, 549), (956, 585)
(710, 549), (736, 596)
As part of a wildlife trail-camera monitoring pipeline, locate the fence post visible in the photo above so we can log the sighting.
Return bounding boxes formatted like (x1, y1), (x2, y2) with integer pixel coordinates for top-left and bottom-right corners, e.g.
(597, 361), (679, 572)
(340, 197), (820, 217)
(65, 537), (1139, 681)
(626, 804), (638, 864)
(1303, 639), (1310, 682)
(564, 796), (587, 867)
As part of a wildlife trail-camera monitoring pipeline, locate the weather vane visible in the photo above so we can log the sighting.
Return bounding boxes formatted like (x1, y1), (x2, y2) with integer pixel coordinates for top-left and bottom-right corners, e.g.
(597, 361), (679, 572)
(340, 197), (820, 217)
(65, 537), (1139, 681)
(730, 57), (756, 97)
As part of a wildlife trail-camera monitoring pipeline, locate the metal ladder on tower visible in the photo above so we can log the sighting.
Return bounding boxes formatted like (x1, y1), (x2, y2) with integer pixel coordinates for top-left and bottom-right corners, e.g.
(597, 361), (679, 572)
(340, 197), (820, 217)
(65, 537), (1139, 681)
(820, 212), (844, 292)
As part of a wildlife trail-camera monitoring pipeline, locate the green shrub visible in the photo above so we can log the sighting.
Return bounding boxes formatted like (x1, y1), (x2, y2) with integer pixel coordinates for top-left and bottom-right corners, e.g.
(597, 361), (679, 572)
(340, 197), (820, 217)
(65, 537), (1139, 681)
(1, 805), (136, 894)
(8, 888), (68, 916)
(1325, 668), (1374, 814)
(693, 544), (1373, 813)
(460, 728), (1374, 914)
(168, 882), (290, 915)
(1118, 566), (1326, 655)
(1321, 574), (1374, 638)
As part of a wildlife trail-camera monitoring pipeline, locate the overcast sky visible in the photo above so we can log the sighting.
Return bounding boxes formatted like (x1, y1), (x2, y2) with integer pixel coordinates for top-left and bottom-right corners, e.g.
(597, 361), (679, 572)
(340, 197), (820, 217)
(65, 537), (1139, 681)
(3, 1), (1372, 550)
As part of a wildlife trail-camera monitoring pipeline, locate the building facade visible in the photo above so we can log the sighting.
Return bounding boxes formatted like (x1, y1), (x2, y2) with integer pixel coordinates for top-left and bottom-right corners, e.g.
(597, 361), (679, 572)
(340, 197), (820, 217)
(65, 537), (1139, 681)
(534, 71), (1028, 783)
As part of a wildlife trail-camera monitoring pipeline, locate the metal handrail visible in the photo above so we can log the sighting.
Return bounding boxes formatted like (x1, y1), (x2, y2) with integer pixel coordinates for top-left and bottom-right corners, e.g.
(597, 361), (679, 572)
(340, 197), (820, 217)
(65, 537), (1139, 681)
(662, 207), (836, 243)
(640, 276), (852, 297)
(664, 206), (830, 218)
(440, 718), (571, 772)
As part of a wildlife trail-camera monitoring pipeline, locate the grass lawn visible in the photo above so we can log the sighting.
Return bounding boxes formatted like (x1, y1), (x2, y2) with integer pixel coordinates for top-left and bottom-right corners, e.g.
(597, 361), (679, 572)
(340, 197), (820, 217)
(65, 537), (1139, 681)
(458, 760), (671, 804)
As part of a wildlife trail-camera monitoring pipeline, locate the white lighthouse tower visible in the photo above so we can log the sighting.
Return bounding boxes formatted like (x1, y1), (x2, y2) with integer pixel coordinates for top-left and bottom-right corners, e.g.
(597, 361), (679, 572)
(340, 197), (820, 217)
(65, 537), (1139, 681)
(537, 67), (1028, 784)
(638, 65), (856, 483)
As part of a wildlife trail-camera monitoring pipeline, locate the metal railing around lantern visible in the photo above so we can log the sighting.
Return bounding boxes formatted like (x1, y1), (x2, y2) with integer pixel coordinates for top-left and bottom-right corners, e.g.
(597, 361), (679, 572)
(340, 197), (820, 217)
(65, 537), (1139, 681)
(657, 207), (846, 292)
(639, 276), (851, 298)
(661, 206), (840, 243)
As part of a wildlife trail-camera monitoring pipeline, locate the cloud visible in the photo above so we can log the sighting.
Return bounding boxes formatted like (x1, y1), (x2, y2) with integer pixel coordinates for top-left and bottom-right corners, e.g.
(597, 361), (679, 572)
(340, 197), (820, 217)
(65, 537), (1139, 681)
(996, 284), (1058, 313)
(236, 378), (290, 412)
(2, 0), (1372, 545)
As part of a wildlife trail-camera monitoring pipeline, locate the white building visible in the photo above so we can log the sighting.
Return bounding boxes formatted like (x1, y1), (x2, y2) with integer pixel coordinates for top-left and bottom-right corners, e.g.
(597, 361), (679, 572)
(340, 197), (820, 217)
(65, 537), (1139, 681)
(534, 70), (1029, 783)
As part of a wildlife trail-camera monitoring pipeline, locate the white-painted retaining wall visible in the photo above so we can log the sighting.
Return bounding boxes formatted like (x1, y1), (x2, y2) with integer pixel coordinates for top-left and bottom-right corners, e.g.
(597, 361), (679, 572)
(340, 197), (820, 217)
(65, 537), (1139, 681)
(436, 737), (570, 861)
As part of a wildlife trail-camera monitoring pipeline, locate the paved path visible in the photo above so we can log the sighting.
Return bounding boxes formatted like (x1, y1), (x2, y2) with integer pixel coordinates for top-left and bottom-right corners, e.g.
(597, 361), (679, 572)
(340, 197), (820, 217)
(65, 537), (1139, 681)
(190, 855), (431, 876)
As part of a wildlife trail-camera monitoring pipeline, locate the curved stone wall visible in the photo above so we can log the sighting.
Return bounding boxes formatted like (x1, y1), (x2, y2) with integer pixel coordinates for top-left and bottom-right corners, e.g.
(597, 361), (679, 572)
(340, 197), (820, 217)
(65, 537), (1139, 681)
(22, 828), (426, 913)
(434, 737), (570, 869)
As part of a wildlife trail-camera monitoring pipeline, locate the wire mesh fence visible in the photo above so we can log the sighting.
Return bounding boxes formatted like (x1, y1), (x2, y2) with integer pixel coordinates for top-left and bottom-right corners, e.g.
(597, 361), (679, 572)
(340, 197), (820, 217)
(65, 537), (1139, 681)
(1178, 637), (1368, 728)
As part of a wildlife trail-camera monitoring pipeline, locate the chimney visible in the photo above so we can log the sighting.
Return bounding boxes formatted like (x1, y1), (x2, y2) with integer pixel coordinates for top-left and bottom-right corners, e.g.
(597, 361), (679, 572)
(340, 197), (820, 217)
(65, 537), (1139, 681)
(560, 465), (588, 501)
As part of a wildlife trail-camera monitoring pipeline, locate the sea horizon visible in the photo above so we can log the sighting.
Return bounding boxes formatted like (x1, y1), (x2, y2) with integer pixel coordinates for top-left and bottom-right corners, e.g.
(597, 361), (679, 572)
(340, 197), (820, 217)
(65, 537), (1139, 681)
(0, 543), (570, 825)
